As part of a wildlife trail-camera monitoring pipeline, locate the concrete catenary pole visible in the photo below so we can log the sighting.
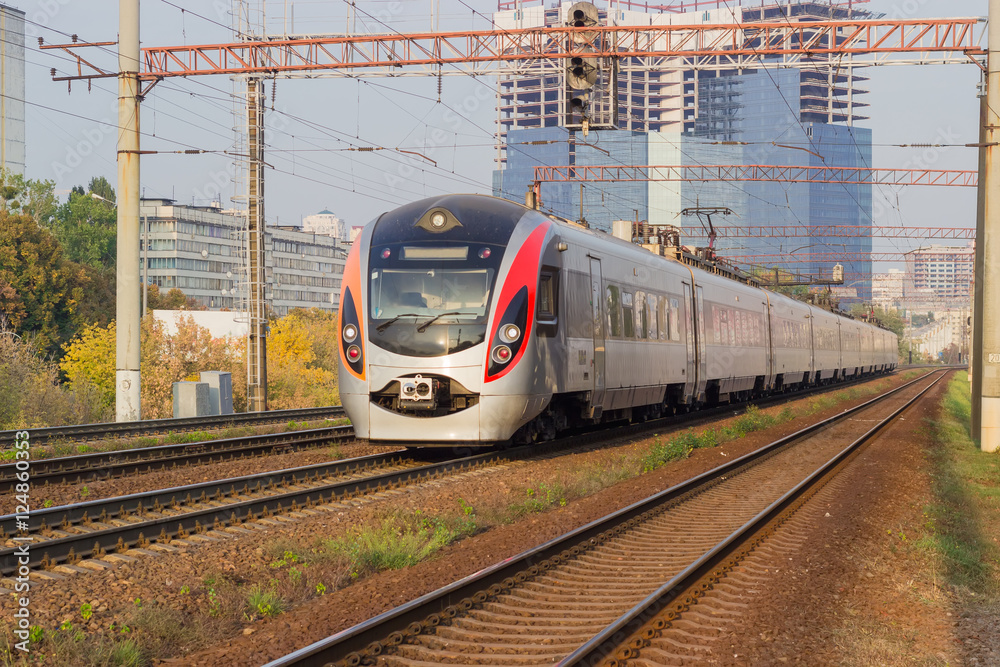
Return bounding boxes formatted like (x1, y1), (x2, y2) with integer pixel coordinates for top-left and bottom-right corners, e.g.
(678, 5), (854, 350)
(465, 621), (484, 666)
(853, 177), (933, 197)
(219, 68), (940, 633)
(116, 0), (141, 422)
(973, 92), (986, 433)
(976, 0), (1000, 452)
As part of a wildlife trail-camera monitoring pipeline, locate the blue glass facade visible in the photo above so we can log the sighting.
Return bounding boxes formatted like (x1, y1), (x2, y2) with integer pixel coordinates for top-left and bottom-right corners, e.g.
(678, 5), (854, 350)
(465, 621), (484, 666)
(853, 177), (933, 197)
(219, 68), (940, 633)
(494, 127), (746, 236)
(695, 68), (873, 301)
(493, 65), (874, 303)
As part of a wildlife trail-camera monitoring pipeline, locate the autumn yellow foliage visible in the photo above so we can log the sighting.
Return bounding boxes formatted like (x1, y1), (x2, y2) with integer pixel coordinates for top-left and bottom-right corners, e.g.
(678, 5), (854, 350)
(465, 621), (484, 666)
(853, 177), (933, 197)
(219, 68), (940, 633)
(60, 320), (116, 414)
(60, 309), (339, 419)
(267, 310), (339, 410)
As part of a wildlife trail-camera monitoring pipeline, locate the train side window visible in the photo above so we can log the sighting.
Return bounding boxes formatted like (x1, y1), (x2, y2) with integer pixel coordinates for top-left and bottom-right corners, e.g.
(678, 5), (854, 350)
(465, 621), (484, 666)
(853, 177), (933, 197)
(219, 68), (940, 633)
(622, 292), (635, 338)
(648, 295), (658, 341)
(538, 272), (557, 319)
(658, 296), (668, 341)
(669, 298), (681, 341)
(635, 292), (647, 339)
(607, 286), (622, 338)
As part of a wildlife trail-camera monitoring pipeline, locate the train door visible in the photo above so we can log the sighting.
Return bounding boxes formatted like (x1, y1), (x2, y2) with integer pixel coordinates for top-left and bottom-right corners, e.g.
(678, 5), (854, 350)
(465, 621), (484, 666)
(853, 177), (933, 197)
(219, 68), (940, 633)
(682, 282), (696, 403)
(589, 258), (606, 412)
(762, 295), (774, 391)
(807, 309), (816, 383)
(836, 319), (843, 377)
(695, 285), (708, 402)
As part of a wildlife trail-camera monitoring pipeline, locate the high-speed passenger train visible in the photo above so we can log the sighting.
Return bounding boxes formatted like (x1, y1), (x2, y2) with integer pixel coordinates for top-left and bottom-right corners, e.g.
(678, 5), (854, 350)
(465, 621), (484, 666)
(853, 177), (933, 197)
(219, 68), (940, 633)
(337, 194), (897, 445)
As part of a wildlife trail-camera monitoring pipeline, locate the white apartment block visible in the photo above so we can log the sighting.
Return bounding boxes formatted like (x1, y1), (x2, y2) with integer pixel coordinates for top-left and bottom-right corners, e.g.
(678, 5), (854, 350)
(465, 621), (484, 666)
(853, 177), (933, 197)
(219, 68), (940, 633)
(139, 199), (346, 316)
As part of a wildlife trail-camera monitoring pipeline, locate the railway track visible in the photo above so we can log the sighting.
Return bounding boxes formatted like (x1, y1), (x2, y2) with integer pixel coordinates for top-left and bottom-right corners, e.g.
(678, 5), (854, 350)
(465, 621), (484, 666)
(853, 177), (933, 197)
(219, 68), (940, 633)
(262, 369), (945, 667)
(0, 405), (346, 448)
(0, 425), (356, 493)
(0, 447), (501, 580)
(2, 369), (904, 497)
(0, 370), (917, 581)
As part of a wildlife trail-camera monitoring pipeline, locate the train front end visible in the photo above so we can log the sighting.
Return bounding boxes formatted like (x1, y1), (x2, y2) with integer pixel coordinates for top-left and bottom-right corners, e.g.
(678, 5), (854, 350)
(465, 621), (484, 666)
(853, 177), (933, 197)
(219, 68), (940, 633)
(338, 195), (554, 445)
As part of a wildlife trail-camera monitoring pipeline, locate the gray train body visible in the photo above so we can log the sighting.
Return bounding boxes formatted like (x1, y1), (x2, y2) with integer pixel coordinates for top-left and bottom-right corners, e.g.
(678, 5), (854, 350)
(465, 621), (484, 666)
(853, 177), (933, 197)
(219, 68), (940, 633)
(337, 195), (897, 445)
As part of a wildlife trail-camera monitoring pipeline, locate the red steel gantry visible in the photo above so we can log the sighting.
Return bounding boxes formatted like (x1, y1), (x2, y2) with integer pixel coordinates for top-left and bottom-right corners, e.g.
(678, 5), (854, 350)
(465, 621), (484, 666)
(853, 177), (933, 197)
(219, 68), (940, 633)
(533, 165), (979, 188)
(49, 17), (975, 80)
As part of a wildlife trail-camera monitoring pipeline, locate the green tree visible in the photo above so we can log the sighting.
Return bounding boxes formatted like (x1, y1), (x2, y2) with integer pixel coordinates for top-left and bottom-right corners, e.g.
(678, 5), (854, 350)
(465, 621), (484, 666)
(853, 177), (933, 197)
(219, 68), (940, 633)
(0, 209), (88, 355)
(51, 187), (117, 270)
(1, 325), (109, 429)
(0, 169), (59, 225)
(75, 264), (116, 328)
(146, 284), (205, 312)
(88, 176), (115, 203)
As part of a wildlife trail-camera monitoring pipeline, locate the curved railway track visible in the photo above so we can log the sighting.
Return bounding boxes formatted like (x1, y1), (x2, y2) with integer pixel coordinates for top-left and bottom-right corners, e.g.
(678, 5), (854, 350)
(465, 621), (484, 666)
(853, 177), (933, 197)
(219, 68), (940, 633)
(0, 425), (356, 493)
(0, 405), (346, 448)
(262, 370), (945, 667)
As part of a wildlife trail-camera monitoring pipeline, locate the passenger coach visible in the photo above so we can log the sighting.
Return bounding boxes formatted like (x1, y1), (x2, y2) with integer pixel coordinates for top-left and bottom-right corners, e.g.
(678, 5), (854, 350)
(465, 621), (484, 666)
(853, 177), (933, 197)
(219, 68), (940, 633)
(338, 194), (897, 445)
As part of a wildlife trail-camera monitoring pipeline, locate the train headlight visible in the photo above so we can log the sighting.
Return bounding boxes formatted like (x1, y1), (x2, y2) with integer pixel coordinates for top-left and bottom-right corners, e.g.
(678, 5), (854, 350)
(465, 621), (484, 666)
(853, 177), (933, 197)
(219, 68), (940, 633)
(492, 345), (512, 364)
(415, 378), (433, 399)
(499, 324), (521, 344)
(430, 212), (447, 229)
(346, 345), (361, 362)
(343, 323), (358, 343)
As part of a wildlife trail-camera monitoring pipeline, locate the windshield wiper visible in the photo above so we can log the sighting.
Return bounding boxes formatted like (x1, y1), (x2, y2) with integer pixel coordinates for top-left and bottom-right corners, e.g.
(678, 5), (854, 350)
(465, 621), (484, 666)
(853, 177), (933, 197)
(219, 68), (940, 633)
(416, 312), (475, 333)
(376, 313), (421, 333)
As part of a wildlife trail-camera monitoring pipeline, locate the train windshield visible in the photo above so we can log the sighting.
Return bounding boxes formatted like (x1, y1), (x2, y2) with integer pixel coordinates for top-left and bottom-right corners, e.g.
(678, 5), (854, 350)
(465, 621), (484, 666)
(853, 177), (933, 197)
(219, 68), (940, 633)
(370, 269), (493, 320)
(368, 268), (495, 357)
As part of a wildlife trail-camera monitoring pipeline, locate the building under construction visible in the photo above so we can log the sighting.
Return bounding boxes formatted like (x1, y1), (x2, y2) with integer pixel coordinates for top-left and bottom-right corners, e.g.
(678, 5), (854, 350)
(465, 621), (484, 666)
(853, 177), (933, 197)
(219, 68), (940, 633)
(492, 0), (875, 300)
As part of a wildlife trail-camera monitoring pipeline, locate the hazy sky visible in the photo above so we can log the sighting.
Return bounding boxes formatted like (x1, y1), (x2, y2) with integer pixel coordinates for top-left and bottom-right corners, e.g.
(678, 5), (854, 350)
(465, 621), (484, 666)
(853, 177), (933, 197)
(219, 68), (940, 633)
(8, 0), (987, 271)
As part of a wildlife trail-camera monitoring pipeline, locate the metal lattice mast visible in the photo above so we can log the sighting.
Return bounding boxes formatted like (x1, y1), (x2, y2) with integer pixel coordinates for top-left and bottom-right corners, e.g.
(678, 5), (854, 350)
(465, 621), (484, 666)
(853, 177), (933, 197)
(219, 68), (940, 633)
(231, 1), (269, 411)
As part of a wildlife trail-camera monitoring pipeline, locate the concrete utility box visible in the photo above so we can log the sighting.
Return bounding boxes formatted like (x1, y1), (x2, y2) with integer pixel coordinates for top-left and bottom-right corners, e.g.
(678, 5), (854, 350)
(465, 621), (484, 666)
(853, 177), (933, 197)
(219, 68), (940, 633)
(199, 371), (234, 416)
(173, 381), (211, 418)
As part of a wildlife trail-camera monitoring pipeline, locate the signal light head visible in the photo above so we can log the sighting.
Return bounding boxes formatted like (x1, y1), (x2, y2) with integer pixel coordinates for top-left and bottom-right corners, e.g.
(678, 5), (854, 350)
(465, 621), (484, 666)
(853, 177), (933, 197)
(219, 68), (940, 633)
(492, 345), (512, 364)
(499, 324), (521, 344)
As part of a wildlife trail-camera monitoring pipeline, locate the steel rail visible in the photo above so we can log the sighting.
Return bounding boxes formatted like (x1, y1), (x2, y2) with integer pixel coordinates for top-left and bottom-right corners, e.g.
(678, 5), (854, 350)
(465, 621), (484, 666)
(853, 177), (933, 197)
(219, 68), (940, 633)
(2, 367), (904, 495)
(0, 368), (912, 579)
(0, 446), (525, 576)
(0, 449), (405, 537)
(0, 405), (346, 448)
(0, 425), (355, 494)
(261, 370), (939, 667)
(561, 370), (947, 666)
